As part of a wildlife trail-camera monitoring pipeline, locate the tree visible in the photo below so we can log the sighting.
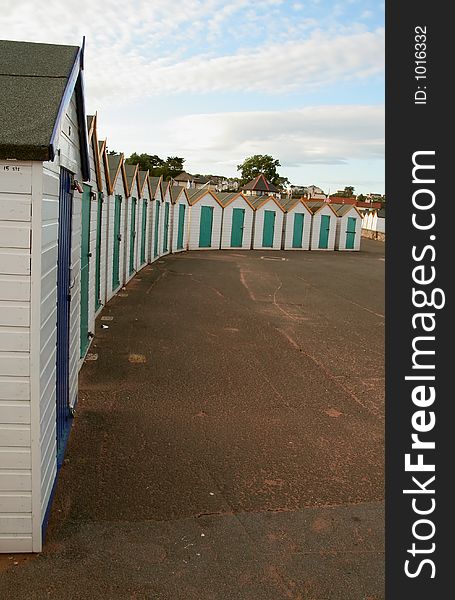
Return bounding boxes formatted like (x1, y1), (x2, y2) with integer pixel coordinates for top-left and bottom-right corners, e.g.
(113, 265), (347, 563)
(237, 154), (283, 186)
(344, 186), (355, 197)
(126, 154), (185, 179)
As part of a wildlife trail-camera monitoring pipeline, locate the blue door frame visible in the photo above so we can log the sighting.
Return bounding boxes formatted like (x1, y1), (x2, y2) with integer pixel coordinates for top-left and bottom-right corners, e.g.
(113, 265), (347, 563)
(56, 168), (74, 466)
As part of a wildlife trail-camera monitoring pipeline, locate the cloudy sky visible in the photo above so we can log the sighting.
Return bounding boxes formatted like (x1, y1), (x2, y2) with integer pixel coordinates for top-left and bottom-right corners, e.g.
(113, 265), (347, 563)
(1, 0), (384, 193)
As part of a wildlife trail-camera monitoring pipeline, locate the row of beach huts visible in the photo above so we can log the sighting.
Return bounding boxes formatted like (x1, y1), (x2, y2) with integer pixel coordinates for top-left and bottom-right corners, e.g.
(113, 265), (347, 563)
(0, 39), (360, 553)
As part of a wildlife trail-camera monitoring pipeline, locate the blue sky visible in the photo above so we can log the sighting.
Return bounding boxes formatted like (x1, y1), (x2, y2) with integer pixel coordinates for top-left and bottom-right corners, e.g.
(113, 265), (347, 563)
(1, 0), (384, 193)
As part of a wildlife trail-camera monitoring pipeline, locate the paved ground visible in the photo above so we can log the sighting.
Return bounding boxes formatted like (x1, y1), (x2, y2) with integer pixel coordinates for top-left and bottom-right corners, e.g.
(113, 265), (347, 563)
(1, 240), (384, 599)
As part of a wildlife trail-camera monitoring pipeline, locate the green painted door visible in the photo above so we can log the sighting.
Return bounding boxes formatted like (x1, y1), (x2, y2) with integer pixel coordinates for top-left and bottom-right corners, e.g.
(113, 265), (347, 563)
(154, 201), (160, 257)
(177, 204), (186, 250)
(95, 192), (103, 311)
(262, 210), (275, 248)
(129, 197), (137, 275)
(318, 214), (330, 249)
(163, 202), (170, 252)
(292, 212), (304, 248)
(345, 217), (356, 249)
(199, 205), (214, 248)
(230, 208), (245, 247)
(80, 185), (91, 357)
(140, 199), (147, 264)
(112, 194), (122, 290)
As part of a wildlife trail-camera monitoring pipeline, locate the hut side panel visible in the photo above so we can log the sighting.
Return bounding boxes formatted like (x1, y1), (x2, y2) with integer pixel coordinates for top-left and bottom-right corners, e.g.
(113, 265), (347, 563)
(138, 186), (150, 269)
(220, 197), (254, 250)
(188, 195), (222, 251)
(106, 174), (126, 301)
(0, 160), (33, 552)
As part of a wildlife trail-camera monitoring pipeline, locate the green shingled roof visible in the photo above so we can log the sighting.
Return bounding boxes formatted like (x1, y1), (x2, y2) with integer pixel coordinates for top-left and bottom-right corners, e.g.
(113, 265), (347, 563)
(0, 40), (79, 160)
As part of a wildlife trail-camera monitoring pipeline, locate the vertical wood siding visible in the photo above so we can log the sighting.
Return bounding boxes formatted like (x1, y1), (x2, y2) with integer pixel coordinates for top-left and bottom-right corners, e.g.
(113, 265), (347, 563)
(171, 194), (190, 253)
(335, 211), (361, 251)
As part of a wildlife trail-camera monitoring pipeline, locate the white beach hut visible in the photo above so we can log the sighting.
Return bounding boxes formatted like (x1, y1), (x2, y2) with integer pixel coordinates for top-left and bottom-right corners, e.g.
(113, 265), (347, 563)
(307, 201), (338, 251)
(160, 179), (172, 257)
(136, 170), (151, 270)
(170, 186), (190, 253)
(251, 195), (285, 250)
(281, 198), (312, 250)
(106, 153), (128, 299)
(187, 189), (223, 250)
(123, 163), (140, 283)
(333, 204), (362, 251)
(149, 176), (163, 263)
(218, 192), (254, 250)
(0, 40), (91, 552)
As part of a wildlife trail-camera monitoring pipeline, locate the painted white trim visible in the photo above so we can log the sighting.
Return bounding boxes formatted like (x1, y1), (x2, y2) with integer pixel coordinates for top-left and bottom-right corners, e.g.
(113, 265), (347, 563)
(29, 162), (43, 552)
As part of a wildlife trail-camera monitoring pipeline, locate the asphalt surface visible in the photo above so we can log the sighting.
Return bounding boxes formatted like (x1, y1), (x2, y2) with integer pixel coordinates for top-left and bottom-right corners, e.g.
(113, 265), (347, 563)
(0, 240), (385, 599)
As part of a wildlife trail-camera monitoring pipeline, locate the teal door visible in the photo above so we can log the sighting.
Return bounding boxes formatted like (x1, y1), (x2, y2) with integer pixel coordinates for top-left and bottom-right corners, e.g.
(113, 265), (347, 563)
(154, 201), (160, 257)
(318, 214), (331, 249)
(80, 185), (91, 357)
(95, 192), (103, 311)
(199, 205), (214, 248)
(345, 217), (357, 249)
(163, 202), (170, 252)
(112, 194), (122, 290)
(177, 204), (186, 249)
(262, 210), (275, 248)
(129, 197), (137, 275)
(230, 208), (245, 247)
(140, 199), (147, 264)
(292, 212), (304, 248)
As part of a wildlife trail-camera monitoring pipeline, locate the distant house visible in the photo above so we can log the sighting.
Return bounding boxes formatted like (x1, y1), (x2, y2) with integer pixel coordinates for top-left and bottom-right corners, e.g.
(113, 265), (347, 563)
(172, 172), (216, 190)
(302, 185), (327, 200)
(242, 174), (281, 199)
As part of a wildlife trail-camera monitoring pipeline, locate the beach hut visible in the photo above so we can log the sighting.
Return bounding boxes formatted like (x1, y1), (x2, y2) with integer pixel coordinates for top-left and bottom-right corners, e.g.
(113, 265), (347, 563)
(106, 153), (128, 298)
(170, 186), (190, 253)
(307, 202), (338, 251)
(251, 195), (285, 250)
(97, 139), (111, 306)
(84, 115), (109, 354)
(0, 39), (90, 552)
(333, 204), (362, 251)
(149, 176), (162, 262)
(187, 189), (223, 250)
(137, 170), (151, 269)
(160, 179), (172, 256)
(281, 198), (312, 250)
(123, 163), (140, 283)
(218, 192), (254, 250)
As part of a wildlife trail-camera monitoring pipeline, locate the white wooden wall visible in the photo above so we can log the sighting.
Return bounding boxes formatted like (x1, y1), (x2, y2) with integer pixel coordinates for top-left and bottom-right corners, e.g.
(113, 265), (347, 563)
(106, 173), (126, 301)
(148, 185), (161, 264)
(220, 197), (254, 250)
(252, 201), (284, 250)
(283, 205), (312, 250)
(309, 207), (337, 250)
(138, 184), (151, 270)
(187, 194), (222, 250)
(171, 195), (190, 253)
(124, 179), (139, 285)
(160, 185), (171, 257)
(335, 211), (361, 251)
(0, 160), (33, 552)
(98, 155), (108, 311)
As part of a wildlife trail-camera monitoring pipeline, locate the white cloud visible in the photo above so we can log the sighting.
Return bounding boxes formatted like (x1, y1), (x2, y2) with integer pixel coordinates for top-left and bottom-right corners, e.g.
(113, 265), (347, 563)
(155, 105), (384, 169)
(0, 1), (384, 105)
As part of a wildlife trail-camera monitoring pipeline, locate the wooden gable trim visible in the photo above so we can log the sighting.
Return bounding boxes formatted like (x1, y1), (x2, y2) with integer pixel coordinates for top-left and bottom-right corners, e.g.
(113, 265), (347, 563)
(191, 189), (224, 208)
(222, 192), (255, 210)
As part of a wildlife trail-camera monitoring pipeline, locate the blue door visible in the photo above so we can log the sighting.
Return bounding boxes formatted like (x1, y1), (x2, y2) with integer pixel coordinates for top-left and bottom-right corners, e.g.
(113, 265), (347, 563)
(56, 168), (73, 465)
